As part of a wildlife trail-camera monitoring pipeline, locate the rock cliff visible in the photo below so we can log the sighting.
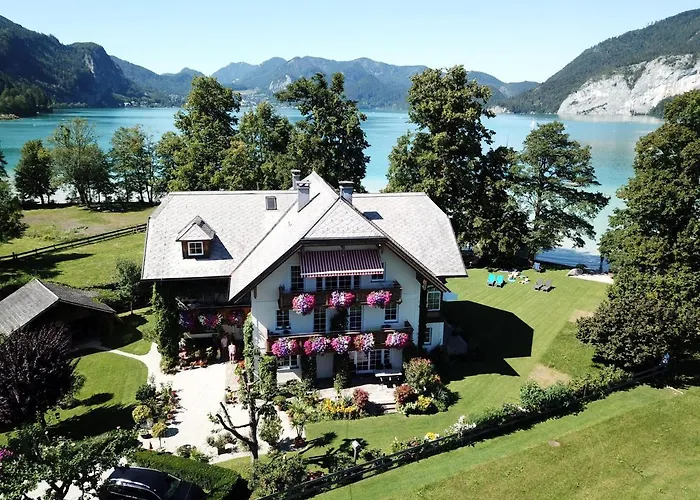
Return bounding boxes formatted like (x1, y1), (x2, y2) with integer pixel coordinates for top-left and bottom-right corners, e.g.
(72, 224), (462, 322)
(558, 55), (700, 116)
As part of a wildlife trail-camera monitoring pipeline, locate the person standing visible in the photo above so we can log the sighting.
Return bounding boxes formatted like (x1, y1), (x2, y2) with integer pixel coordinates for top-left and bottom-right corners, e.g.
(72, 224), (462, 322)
(219, 334), (229, 361)
(228, 342), (236, 362)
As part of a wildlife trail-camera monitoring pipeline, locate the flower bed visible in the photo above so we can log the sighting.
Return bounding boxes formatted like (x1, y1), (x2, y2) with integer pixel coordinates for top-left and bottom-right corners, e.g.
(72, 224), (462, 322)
(328, 291), (355, 309)
(271, 338), (299, 358)
(385, 332), (410, 348)
(331, 335), (351, 354)
(303, 336), (331, 356)
(353, 333), (375, 352)
(292, 293), (315, 315)
(367, 290), (392, 308)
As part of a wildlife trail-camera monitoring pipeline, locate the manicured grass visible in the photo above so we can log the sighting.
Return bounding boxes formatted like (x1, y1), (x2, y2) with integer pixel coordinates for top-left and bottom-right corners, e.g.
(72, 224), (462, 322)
(51, 350), (147, 439)
(305, 269), (609, 453)
(0, 232), (145, 289)
(541, 321), (599, 378)
(319, 386), (689, 499)
(0, 205), (153, 256)
(103, 308), (155, 355)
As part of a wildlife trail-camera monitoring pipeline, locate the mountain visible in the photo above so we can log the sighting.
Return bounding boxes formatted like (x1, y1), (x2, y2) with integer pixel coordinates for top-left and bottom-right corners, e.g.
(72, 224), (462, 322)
(503, 9), (700, 115)
(0, 15), (143, 113)
(213, 56), (536, 109)
(111, 56), (204, 101)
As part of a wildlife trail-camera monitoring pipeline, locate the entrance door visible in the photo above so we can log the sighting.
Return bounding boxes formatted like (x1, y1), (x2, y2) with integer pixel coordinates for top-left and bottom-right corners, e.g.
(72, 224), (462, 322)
(352, 349), (390, 373)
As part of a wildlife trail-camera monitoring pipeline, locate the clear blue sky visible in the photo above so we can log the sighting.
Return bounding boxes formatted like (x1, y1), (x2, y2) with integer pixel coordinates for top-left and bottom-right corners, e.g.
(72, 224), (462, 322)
(3, 1), (699, 82)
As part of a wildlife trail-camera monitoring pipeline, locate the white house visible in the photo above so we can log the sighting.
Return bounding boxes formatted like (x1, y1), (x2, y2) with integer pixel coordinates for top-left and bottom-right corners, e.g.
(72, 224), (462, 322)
(142, 171), (467, 379)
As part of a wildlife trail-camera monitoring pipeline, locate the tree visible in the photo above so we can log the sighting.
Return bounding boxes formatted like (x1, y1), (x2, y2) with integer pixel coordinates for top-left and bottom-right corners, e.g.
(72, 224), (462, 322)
(250, 452), (307, 496)
(0, 141), (7, 177)
(0, 426), (138, 500)
(386, 66), (524, 262)
(155, 131), (182, 194)
(0, 176), (25, 243)
(276, 72), (369, 190)
(49, 118), (112, 205)
(109, 126), (158, 202)
(150, 283), (180, 370)
(115, 259), (142, 314)
(516, 121), (609, 261)
(215, 315), (276, 461)
(167, 76), (241, 191)
(14, 139), (55, 204)
(0, 325), (76, 429)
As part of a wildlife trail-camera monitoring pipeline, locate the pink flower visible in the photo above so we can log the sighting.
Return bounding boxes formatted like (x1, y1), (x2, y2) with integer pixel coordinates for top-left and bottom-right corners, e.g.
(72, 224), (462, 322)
(367, 290), (392, 308)
(328, 291), (355, 309)
(292, 293), (316, 315)
(271, 338), (298, 357)
(353, 333), (375, 352)
(331, 335), (352, 354)
(385, 332), (409, 348)
(303, 336), (331, 355)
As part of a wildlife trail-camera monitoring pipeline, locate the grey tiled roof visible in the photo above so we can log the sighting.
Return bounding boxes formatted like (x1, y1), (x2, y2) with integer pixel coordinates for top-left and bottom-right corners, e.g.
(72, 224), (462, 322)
(142, 171), (467, 298)
(0, 279), (115, 335)
(176, 216), (216, 241)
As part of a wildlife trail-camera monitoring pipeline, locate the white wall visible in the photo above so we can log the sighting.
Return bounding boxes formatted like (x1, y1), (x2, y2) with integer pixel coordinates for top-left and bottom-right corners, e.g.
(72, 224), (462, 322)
(425, 322), (444, 350)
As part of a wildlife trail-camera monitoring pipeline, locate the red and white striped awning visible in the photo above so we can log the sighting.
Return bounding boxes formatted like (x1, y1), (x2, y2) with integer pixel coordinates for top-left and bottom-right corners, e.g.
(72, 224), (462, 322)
(300, 249), (383, 278)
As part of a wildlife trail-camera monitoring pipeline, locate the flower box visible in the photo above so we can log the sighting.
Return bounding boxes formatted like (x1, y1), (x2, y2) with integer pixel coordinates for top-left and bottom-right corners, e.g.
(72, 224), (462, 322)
(385, 332), (410, 348)
(367, 290), (392, 308)
(328, 291), (355, 309)
(303, 336), (331, 356)
(354, 333), (375, 352)
(331, 335), (352, 354)
(292, 293), (316, 315)
(271, 338), (299, 358)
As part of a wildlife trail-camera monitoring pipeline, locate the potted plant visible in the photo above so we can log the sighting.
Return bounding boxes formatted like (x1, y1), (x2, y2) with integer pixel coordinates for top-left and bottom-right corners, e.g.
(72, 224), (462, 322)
(367, 290), (392, 308)
(292, 293), (316, 315)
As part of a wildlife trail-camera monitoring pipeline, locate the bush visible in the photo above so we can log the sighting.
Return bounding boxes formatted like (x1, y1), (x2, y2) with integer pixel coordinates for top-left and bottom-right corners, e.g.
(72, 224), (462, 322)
(519, 380), (547, 412)
(402, 395), (436, 415)
(206, 432), (236, 452)
(132, 405), (153, 425)
(260, 413), (283, 448)
(470, 402), (524, 428)
(432, 385), (457, 412)
(133, 451), (247, 500)
(394, 384), (417, 406)
(259, 355), (278, 398)
(251, 451), (307, 496)
(390, 436), (422, 453)
(404, 358), (437, 393)
(321, 397), (360, 420)
(360, 447), (385, 461)
(333, 354), (352, 391)
(135, 382), (157, 405)
(273, 395), (288, 410)
(352, 388), (369, 413)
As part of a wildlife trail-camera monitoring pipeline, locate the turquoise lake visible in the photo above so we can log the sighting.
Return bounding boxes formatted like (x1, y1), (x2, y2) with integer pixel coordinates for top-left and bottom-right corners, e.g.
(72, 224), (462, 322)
(0, 108), (662, 267)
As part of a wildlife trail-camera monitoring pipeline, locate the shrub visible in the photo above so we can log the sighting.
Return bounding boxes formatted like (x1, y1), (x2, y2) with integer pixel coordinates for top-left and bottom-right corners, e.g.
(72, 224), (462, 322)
(273, 395), (287, 410)
(352, 388), (369, 413)
(444, 415), (476, 437)
(432, 385), (457, 412)
(360, 447), (385, 461)
(519, 380), (547, 412)
(394, 384), (417, 406)
(260, 413), (283, 448)
(189, 447), (211, 464)
(333, 354), (352, 391)
(135, 382), (157, 405)
(470, 402), (524, 428)
(543, 382), (577, 409)
(251, 451), (307, 496)
(176, 444), (193, 458)
(133, 451), (247, 500)
(259, 355), (278, 398)
(404, 358), (437, 393)
(132, 405), (153, 425)
(390, 437), (421, 453)
(206, 432), (236, 452)
(402, 395), (436, 415)
(321, 398), (360, 420)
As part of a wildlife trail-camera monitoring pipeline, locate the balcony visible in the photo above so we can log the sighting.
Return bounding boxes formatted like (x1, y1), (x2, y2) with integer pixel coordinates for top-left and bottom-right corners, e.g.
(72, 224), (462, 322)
(278, 280), (403, 310)
(267, 321), (414, 351)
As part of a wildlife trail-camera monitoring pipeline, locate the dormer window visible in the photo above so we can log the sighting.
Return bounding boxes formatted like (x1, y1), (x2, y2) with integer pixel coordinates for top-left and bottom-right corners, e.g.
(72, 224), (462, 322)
(265, 196), (277, 210)
(187, 241), (204, 257)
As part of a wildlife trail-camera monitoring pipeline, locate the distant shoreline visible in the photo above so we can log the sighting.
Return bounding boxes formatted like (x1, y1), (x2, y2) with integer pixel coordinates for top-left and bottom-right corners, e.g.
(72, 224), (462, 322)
(0, 113), (20, 121)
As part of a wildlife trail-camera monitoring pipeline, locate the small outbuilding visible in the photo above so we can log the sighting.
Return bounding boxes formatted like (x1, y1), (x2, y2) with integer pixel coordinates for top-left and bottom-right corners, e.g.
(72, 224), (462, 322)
(0, 279), (116, 341)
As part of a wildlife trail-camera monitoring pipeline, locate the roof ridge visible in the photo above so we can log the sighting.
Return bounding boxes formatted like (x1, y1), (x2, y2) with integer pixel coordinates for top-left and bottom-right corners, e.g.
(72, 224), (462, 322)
(168, 190), (296, 196)
(353, 192), (428, 198)
(35, 279), (59, 302)
(302, 197), (384, 240)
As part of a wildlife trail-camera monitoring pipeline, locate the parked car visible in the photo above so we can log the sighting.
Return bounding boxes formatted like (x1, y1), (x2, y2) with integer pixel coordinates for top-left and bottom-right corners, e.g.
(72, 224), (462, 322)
(100, 466), (206, 500)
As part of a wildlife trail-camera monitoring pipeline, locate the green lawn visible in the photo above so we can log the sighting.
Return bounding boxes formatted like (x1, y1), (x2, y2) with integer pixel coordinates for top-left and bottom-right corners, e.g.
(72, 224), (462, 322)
(319, 386), (695, 499)
(0, 205), (153, 256)
(103, 308), (155, 355)
(305, 269), (609, 453)
(541, 321), (599, 378)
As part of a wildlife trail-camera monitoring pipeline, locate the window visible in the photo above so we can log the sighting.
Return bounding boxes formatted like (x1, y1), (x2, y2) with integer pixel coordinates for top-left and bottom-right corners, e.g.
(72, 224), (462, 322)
(276, 310), (290, 330)
(187, 241), (204, 256)
(427, 289), (442, 311)
(317, 275), (354, 290)
(371, 263), (385, 282)
(265, 196), (277, 210)
(325, 276), (338, 290)
(277, 355), (299, 370)
(352, 349), (390, 372)
(313, 307), (326, 333)
(290, 266), (304, 292)
(338, 275), (352, 289)
(423, 326), (433, 346)
(348, 306), (362, 331)
(384, 303), (398, 323)
(352, 275), (360, 289)
(316, 277), (324, 291)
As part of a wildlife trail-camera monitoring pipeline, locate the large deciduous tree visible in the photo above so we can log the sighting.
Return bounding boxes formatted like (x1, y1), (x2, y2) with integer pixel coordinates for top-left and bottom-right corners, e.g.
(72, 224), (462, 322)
(0, 180), (25, 244)
(276, 72), (369, 190)
(109, 126), (159, 203)
(0, 325), (77, 428)
(515, 121), (609, 262)
(0, 141), (8, 177)
(49, 118), (112, 205)
(215, 316), (276, 461)
(0, 426), (139, 500)
(115, 259), (143, 314)
(580, 90), (700, 370)
(14, 139), (55, 204)
(386, 66), (525, 262)
(166, 76), (241, 191)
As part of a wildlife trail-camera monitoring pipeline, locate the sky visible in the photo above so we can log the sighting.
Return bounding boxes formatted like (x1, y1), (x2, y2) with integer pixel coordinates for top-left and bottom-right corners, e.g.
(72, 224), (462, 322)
(3, 1), (699, 82)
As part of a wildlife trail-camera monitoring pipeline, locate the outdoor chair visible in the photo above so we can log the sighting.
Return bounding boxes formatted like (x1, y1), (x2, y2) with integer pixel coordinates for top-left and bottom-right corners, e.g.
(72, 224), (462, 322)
(487, 273), (496, 286)
(533, 262), (544, 272)
(495, 275), (505, 287)
(533, 279), (544, 290)
(541, 280), (553, 292)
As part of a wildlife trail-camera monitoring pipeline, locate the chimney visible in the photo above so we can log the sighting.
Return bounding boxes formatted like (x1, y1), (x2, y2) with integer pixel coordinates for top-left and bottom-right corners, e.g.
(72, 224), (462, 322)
(339, 181), (353, 204)
(291, 169), (301, 190)
(297, 181), (310, 210)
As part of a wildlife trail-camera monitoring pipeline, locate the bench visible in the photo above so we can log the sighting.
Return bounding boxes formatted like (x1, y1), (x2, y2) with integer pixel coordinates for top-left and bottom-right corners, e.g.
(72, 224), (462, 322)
(375, 371), (403, 387)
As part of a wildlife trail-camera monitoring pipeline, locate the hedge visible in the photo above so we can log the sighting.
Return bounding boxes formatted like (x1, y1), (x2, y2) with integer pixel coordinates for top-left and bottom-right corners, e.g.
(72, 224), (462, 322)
(133, 451), (249, 499)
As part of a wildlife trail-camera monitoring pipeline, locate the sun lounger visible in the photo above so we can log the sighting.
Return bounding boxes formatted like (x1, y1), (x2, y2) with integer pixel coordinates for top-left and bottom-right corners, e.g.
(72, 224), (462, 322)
(495, 275), (505, 287)
(487, 273), (496, 286)
(541, 280), (553, 292)
(533, 279), (544, 290)
(533, 262), (544, 273)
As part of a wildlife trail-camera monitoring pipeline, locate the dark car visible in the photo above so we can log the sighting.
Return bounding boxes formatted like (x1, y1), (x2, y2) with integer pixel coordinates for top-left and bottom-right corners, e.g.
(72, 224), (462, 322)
(100, 466), (206, 500)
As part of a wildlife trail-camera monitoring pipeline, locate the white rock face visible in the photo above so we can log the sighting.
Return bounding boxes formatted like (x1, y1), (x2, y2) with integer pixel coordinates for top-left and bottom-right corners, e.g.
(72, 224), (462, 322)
(558, 55), (700, 115)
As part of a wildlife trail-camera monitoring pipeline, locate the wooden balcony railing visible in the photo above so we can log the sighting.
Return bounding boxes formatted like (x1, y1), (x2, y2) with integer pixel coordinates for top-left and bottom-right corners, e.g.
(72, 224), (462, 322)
(267, 321), (413, 351)
(278, 280), (403, 310)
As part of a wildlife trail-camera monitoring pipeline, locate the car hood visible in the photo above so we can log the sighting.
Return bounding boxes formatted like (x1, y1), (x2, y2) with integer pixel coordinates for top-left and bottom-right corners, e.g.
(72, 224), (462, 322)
(170, 482), (206, 500)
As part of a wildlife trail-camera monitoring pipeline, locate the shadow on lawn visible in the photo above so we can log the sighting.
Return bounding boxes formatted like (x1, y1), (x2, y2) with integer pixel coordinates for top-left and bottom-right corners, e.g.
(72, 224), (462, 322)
(0, 252), (94, 298)
(103, 314), (149, 349)
(51, 404), (135, 440)
(444, 300), (534, 378)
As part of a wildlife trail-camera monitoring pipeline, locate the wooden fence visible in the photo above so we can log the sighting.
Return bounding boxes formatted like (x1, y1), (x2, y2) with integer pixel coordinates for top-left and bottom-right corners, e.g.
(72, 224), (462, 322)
(258, 365), (667, 500)
(0, 223), (147, 262)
